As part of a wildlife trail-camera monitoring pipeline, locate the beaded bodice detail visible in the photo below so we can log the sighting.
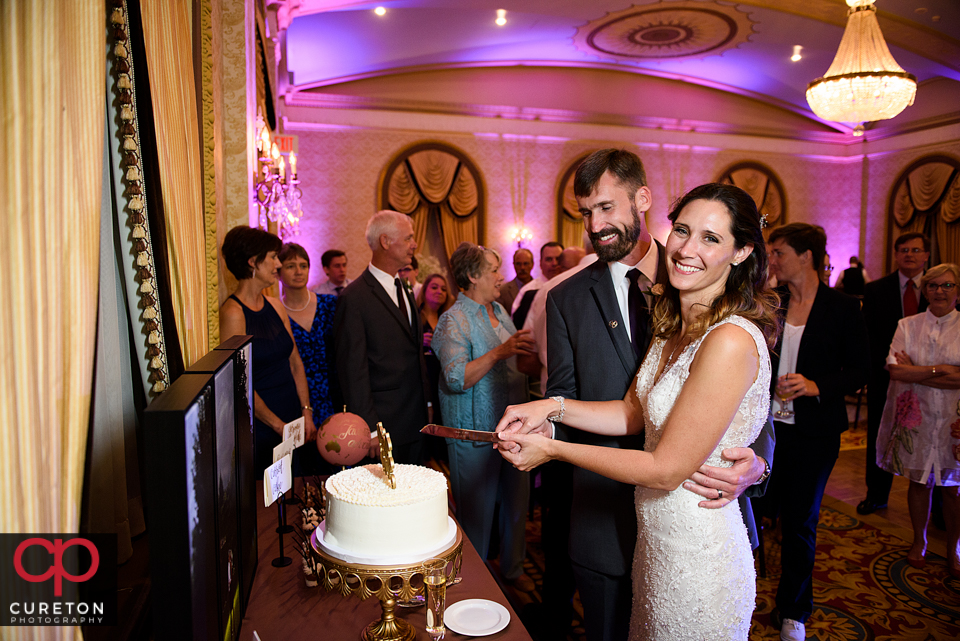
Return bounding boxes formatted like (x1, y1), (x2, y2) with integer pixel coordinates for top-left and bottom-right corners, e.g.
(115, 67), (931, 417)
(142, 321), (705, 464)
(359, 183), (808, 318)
(637, 315), (771, 466)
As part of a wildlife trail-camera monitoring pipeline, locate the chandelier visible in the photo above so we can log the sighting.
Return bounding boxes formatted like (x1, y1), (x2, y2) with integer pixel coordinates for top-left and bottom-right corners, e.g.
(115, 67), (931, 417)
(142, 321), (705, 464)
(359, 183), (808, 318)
(805, 0), (916, 135)
(254, 110), (303, 238)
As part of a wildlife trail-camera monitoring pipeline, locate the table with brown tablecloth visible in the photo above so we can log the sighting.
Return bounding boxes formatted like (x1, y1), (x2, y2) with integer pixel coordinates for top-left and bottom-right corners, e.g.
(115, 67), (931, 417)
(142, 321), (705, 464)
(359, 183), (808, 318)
(239, 482), (531, 641)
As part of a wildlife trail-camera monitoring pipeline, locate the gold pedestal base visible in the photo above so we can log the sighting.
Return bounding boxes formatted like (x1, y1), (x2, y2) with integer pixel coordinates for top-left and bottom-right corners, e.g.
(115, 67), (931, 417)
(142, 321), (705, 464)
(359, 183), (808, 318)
(360, 597), (416, 641)
(311, 526), (463, 641)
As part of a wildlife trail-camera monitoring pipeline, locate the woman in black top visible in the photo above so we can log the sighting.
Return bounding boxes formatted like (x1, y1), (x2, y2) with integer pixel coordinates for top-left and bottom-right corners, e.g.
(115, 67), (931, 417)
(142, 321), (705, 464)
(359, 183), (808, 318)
(220, 226), (315, 474)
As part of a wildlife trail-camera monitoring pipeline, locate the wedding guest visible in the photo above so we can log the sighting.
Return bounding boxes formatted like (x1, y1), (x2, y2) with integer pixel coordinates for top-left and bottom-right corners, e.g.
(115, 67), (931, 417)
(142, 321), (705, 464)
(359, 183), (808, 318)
(399, 255), (422, 298)
(498, 248), (534, 312)
(512, 241), (564, 328)
(875, 263), (960, 576)
(432, 242), (536, 592)
(835, 256), (870, 296)
(765, 223), (868, 641)
(416, 272), (454, 428)
(820, 253), (833, 286)
(278, 243), (337, 427)
(220, 226), (315, 475)
(331, 211), (430, 464)
(313, 249), (351, 296)
(857, 233), (930, 515)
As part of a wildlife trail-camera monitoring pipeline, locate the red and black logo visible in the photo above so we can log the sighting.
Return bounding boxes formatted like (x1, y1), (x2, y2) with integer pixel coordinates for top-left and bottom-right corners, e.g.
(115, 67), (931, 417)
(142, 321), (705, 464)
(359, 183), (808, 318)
(1, 534), (117, 626)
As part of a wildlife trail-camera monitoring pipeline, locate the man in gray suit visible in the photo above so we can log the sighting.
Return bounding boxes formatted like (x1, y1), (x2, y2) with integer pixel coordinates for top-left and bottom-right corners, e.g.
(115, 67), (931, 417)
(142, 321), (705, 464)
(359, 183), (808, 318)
(542, 150), (774, 641)
(331, 210), (430, 463)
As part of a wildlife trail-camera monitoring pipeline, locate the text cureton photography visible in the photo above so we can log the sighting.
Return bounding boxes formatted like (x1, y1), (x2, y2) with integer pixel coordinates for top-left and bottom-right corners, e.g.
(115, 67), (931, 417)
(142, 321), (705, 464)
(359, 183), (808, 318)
(1, 534), (117, 627)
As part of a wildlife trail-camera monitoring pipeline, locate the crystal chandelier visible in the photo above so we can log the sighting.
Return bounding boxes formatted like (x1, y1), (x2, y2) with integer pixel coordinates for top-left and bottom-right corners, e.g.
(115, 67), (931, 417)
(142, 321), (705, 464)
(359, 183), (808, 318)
(805, 0), (916, 135)
(254, 110), (303, 238)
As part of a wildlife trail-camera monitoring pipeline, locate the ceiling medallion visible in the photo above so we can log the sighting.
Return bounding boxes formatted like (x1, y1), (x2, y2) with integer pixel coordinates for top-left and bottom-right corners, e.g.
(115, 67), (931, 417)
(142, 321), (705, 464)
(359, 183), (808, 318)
(573, 1), (756, 62)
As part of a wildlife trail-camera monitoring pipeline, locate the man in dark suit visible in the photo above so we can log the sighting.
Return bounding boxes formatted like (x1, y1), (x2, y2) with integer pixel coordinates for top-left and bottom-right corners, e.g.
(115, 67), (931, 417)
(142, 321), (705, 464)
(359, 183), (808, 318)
(542, 150), (774, 641)
(498, 247), (534, 312)
(331, 210), (430, 464)
(856, 232), (929, 514)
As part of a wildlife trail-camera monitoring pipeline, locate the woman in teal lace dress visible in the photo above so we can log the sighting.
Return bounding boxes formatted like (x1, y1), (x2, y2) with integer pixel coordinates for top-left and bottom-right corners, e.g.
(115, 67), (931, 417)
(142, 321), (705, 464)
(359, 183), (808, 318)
(432, 242), (537, 590)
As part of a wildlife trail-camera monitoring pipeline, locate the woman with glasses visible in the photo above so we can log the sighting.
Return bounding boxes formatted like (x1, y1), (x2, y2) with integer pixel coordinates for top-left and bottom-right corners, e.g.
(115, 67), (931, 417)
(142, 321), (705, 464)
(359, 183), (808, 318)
(876, 262), (960, 577)
(432, 242), (537, 591)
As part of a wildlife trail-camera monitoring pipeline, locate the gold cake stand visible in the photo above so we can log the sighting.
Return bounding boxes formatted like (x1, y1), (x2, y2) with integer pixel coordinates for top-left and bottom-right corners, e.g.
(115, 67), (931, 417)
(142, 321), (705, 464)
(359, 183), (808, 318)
(311, 527), (463, 641)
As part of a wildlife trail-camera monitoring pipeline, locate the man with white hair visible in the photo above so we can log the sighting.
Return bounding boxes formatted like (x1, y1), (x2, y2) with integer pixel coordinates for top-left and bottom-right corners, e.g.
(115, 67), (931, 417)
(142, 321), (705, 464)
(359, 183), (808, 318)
(331, 210), (431, 463)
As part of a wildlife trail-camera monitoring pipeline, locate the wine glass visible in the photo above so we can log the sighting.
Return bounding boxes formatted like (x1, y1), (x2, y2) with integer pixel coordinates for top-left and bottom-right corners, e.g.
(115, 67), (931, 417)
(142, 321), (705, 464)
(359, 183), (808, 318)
(774, 377), (794, 419)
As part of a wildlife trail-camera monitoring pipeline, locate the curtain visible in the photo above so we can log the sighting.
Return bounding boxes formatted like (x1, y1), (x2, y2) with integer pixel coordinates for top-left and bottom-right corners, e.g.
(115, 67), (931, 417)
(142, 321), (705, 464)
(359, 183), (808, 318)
(385, 147), (480, 263)
(908, 163), (953, 211)
(387, 163), (430, 251)
(725, 166), (784, 226)
(890, 160), (960, 268)
(440, 201), (478, 261)
(408, 150), (459, 200)
(0, 3), (102, 639)
(559, 171), (583, 249)
(892, 180), (914, 226)
(141, 0), (208, 367)
(941, 175), (960, 224)
(935, 212), (960, 267)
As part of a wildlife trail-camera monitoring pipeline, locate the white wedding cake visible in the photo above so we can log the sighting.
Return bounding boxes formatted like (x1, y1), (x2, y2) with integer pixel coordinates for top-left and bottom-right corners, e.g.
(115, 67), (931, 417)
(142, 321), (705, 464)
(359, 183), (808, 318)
(323, 463), (450, 558)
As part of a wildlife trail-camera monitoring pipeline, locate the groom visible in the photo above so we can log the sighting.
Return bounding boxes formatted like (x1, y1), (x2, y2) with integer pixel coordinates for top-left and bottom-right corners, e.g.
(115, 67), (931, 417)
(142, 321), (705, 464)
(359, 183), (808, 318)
(534, 149), (774, 641)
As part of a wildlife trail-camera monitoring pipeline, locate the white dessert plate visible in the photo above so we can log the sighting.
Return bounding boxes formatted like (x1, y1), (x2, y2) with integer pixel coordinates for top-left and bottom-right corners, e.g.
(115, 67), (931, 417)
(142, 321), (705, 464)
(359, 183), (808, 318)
(312, 517), (457, 566)
(444, 599), (510, 637)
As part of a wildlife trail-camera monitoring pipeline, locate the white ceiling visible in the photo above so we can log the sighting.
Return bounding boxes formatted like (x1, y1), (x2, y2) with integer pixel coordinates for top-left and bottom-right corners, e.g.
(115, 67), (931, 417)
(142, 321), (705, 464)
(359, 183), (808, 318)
(272, 0), (960, 140)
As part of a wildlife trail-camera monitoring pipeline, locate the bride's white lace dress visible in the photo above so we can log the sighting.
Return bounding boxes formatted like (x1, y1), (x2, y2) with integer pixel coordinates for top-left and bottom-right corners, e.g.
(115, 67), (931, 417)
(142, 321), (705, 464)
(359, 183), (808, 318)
(630, 316), (770, 640)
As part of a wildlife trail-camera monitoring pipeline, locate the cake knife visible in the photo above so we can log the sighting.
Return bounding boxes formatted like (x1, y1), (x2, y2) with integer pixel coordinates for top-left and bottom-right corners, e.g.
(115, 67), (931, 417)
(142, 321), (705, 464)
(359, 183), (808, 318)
(421, 424), (500, 443)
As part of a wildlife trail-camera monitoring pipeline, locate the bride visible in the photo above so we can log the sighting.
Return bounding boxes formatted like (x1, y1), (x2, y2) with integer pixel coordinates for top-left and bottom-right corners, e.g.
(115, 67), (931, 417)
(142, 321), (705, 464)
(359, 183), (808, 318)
(496, 182), (780, 640)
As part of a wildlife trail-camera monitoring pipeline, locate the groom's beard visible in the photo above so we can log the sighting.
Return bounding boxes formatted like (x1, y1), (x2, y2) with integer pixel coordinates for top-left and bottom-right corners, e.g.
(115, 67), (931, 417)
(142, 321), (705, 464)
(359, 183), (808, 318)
(589, 202), (643, 263)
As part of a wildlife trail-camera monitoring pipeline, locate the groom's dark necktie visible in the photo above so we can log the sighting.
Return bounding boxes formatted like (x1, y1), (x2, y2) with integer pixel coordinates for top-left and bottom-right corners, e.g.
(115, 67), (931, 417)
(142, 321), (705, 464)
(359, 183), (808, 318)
(627, 268), (650, 359)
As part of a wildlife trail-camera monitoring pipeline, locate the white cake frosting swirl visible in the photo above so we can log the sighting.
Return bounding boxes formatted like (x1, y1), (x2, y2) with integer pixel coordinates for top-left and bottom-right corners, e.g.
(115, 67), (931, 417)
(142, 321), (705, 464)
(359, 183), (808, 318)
(324, 464), (449, 557)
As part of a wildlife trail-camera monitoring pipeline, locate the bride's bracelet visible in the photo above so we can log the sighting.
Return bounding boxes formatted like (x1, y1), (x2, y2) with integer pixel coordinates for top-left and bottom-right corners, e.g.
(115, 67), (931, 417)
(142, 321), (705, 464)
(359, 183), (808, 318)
(547, 396), (565, 423)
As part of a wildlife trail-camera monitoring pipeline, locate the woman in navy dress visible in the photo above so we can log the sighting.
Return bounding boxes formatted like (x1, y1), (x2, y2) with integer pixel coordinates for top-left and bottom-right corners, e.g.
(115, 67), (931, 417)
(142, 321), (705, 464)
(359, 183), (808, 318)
(278, 243), (338, 475)
(220, 226), (315, 475)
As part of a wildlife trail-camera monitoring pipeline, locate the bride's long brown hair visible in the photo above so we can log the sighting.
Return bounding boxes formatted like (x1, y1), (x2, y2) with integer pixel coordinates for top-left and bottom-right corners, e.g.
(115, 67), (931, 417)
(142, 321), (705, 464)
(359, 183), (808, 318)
(651, 183), (781, 348)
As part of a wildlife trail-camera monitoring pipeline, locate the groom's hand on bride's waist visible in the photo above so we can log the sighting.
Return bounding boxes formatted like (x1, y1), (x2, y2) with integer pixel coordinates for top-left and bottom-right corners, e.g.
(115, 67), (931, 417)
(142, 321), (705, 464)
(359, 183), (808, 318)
(682, 447), (766, 509)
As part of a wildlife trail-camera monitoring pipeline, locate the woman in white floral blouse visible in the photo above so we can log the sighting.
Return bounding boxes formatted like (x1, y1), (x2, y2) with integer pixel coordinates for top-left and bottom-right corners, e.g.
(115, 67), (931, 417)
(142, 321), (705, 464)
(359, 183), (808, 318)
(876, 262), (960, 576)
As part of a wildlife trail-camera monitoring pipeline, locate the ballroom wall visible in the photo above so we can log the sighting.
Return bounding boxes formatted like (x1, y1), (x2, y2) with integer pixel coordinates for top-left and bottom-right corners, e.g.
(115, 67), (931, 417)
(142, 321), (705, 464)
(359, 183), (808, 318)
(264, 123), (959, 289)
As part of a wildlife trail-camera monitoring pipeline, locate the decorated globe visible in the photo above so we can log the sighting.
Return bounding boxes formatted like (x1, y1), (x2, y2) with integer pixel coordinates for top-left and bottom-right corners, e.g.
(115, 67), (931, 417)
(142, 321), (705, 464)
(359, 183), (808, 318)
(318, 409), (370, 466)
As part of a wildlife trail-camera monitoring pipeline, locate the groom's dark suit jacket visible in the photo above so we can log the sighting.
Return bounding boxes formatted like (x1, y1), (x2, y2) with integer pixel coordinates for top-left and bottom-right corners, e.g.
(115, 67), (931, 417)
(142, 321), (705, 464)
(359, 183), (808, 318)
(546, 241), (775, 577)
(331, 268), (429, 449)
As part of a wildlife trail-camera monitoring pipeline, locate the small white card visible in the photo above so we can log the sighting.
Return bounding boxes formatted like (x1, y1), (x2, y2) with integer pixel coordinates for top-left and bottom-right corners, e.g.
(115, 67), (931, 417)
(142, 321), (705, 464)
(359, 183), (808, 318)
(264, 454), (292, 507)
(273, 436), (296, 464)
(283, 417), (305, 448)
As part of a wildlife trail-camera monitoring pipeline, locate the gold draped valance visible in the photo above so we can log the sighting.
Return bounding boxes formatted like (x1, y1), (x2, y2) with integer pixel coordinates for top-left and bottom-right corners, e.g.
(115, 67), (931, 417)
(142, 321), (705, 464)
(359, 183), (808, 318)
(889, 156), (960, 269)
(894, 161), (960, 226)
(382, 144), (482, 266)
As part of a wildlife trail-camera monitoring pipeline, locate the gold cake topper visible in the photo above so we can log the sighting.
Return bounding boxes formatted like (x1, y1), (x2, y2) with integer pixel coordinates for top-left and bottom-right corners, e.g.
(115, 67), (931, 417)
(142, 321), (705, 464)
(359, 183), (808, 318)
(376, 422), (396, 489)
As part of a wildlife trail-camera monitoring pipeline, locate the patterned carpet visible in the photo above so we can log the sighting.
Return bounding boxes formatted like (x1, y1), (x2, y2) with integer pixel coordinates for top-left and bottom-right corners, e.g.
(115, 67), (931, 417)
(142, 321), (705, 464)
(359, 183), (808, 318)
(840, 421), (868, 451)
(751, 496), (960, 640)
(505, 496), (960, 641)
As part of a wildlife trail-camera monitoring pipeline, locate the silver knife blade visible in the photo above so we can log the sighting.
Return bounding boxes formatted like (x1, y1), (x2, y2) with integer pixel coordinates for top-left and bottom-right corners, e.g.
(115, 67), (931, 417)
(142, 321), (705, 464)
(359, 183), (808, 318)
(421, 424), (500, 443)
